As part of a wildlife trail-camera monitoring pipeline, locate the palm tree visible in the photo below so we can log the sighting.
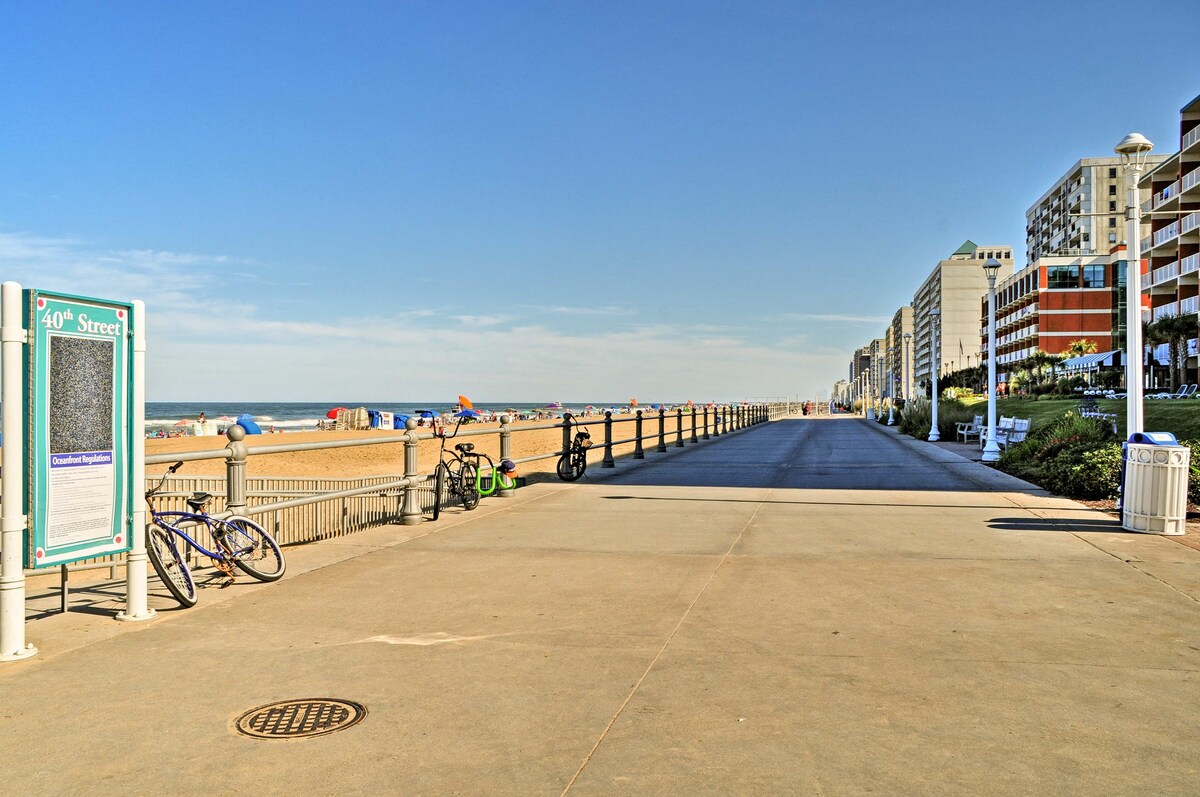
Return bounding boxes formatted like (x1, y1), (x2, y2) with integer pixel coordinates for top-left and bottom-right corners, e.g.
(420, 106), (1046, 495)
(1067, 338), (1098, 358)
(1145, 314), (1200, 391)
(1020, 349), (1064, 390)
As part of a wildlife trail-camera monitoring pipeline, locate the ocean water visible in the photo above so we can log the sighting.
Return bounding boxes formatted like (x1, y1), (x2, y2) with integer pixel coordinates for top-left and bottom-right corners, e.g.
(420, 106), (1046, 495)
(145, 401), (656, 433)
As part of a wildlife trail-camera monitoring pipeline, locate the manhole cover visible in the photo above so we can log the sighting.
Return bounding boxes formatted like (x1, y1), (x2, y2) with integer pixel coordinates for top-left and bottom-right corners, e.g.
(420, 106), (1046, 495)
(235, 698), (367, 740)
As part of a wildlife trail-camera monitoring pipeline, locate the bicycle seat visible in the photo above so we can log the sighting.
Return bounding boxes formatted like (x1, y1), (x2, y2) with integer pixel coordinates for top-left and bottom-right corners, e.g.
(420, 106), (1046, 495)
(454, 442), (475, 453)
(186, 492), (213, 511)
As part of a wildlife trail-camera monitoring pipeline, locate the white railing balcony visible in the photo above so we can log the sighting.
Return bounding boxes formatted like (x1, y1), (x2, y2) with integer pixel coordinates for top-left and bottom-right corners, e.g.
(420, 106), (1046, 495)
(1185, 125), (1200, 151)
(1181, 296), (1200, 315)
(1153, 260), (1180, 285)
(1153, 302), (1179, 322)
(1182, 253), (1200, 275)
(1141, 272), (1153, 290)
(1154, 180), (1181, 209)
(1184, 167), (1200, 194)
(1154, 221), (1181, 247)
(1183, 211), (1200, 235)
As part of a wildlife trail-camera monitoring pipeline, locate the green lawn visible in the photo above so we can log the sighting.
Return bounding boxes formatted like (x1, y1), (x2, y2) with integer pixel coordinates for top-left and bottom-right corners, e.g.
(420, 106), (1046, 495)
(959, 396), (1200, 440)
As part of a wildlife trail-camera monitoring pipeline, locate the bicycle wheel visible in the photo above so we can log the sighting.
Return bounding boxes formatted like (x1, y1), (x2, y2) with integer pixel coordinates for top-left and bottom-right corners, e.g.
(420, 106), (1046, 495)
(459, 462), (480, 510)
(146, 523), (198, 607)
(219, 517), (286, 582)
(557, 450), (586, 481)
(432, 463), (449, 520)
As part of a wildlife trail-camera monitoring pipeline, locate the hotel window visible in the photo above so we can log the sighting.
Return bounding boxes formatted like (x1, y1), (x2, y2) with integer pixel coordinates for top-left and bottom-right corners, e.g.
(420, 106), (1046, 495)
(1109, 201), (1117, 211)
(1109, 185), (1117, 195)
(1047, 266), (1077, 289)
(1110, 233), (1118, 243)
(1108, 168), (1117, 178)
(1082, 265), (1105, 287)
(1109, 217), (1117, 227)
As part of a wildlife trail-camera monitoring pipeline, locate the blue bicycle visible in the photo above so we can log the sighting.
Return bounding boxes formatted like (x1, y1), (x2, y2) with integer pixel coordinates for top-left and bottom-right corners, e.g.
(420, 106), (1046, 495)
(145, 461), (286, 607)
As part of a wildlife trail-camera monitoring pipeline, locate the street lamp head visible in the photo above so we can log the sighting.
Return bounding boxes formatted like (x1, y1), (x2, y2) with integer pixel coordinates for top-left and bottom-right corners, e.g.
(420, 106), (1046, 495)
(982, 257), (1002, 287)
(904, 332), (911, 341)
(1114, 132), (1154, 169)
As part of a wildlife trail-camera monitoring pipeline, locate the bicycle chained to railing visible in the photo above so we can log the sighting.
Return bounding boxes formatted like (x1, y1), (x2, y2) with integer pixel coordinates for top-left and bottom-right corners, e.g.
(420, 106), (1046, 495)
(556, 413), (593, 481)
(430, 418), (519, 520)
(144, 461), (286, 607)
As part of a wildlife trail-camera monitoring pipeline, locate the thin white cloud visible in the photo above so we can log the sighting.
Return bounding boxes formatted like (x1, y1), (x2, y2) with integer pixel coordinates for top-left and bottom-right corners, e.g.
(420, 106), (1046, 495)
(532, 304), (635, 316)
(785, 313), (891, 324)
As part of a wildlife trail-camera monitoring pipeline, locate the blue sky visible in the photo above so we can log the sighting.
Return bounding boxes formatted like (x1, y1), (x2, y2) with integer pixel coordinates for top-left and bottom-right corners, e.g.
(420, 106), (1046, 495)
(2, 1), (1196, 401)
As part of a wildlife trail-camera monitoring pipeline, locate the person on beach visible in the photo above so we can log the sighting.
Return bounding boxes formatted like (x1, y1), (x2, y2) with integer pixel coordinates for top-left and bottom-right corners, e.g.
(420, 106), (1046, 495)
(197, 412), (206, 424)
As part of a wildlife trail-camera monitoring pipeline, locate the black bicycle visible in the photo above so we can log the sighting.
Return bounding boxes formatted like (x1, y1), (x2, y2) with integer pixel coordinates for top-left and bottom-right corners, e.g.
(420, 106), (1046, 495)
(556, 423), (592, 482)
(431, 420), (480, 520)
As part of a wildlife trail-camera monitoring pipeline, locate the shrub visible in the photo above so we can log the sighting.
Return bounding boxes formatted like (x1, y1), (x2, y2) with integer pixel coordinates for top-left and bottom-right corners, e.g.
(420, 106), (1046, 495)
(999, 413), (1120, 499)
(897, 398), (976, 440)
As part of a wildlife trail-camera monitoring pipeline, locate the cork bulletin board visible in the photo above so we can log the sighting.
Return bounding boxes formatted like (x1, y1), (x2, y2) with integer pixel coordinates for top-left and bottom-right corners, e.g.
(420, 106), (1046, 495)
(25, 290), (134, 568)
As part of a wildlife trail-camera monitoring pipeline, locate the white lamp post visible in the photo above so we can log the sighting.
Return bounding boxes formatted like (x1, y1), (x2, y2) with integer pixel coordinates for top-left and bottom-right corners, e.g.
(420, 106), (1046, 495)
(981, 257), (1003, 462)
(903, 332), (911, 401)
(886, 340), (895, 425)
(1116, 132), (1154, 436)
(928, 308), (941, 441)
(864, 367), (875, 420)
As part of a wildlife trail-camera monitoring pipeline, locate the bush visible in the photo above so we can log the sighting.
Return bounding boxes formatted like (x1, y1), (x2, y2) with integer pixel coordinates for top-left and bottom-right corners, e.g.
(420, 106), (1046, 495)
(897, 398), (976, 440)
(999, 413), (1120, 499)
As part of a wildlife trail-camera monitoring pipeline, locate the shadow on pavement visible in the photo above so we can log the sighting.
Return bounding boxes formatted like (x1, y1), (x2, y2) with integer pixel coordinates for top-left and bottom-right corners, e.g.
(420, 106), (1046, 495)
(988, 516), (1126, 533)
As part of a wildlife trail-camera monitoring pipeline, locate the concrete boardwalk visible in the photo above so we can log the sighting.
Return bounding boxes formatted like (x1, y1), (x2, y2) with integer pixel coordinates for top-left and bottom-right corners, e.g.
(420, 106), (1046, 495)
(4, 416), (1200, 795)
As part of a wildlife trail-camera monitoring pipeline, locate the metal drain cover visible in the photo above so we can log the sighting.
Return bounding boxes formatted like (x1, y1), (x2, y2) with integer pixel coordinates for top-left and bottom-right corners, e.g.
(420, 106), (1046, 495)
(235, 698), (367, 740)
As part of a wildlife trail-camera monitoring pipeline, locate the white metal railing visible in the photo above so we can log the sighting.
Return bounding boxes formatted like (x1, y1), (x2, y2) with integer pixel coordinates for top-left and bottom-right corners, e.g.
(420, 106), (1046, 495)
(1184, 167), (1200, 193)
(1153, 302), (1179, 322)
(1181, 296), (1200, 315)
(1182, 253), (1200, 275)
(1154, 220), (1181, 247)
(1154, 180), (1181, 209)
(1153, 260), (1180, 285)
(1183, 211), (1200, 235)
(1141, 272), (1152, 290)
(1185, 125), (1200, 151)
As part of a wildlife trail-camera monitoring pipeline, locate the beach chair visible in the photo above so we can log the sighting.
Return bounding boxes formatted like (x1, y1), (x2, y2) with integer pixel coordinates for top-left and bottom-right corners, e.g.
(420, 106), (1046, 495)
(997, 418), (1030, 450)
(956, 415), (984, 443)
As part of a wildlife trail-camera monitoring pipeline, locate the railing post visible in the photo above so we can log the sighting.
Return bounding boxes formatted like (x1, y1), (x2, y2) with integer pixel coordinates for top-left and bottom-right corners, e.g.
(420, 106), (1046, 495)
(690, 407), (698, 443)
(723, 405), (730, 434)
(224, 424), (249, 515)
(656, 408), (667, 452)
(633, 411), (645, 458)
(401, 418), (422, 525)
(713, 406), (721, 437)
(602, 411), (615, 467)
(702, 406), (710, 439)
(498, 415), (515, 496)
(675, 408), (685, 447)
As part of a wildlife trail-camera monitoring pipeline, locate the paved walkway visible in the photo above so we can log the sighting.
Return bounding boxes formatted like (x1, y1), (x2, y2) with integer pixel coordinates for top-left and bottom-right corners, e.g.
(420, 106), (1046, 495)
(3, 415), (1199, 796)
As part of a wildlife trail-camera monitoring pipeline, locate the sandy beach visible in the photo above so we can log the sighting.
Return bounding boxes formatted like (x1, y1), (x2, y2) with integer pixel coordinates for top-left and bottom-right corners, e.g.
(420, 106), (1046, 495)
(144, 411), (717, 481)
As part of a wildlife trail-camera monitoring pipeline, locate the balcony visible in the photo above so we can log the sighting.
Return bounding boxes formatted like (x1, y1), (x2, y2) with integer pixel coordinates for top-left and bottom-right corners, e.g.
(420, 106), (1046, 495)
(1154, 220), (1181, 248)
(1152, 260), (1180, 285)
(1141, 272), (1152, 290)
(1183, 253), (1200, 276)
(1153, 302), (1179, 322)
(1153, 180), (1181, 209)
(1185, 125), (1200, 152)
(1184, 167), (1200, 194)
(1182, 296), (1200, 315)
(1183, 210), (1200, 236)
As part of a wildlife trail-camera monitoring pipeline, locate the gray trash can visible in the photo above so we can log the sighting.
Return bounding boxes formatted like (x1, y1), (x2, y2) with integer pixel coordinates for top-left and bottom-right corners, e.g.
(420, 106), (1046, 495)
(1122, 437), (1190, 535)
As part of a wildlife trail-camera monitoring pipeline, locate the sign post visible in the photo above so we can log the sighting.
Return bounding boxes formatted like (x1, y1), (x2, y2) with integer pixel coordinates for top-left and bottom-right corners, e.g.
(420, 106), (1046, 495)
(1, 282), (35, 660)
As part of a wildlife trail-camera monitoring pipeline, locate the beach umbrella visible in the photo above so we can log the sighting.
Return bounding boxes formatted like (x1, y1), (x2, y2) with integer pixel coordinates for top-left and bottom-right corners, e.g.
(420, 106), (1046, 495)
(630, 398), (638, 406)
(414, 409), (437, 418)
(454, 409), (480, 419)
(326, 407), (347, 419)
(173, 418), (191, 427)
(458, 395), (474, 409)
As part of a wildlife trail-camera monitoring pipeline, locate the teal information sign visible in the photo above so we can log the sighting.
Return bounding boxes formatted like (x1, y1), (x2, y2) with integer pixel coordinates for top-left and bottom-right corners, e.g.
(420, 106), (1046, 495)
(24, 290), (134, 568)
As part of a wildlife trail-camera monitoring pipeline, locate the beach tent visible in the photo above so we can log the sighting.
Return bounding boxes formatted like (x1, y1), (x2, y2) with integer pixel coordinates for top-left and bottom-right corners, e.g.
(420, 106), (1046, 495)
(236, 413), (263, 435)
(392, 414), (410, 429)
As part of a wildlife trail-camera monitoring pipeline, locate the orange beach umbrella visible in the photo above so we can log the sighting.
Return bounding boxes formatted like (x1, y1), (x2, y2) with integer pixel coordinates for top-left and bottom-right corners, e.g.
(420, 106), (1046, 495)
(458, 395), (474, 409)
